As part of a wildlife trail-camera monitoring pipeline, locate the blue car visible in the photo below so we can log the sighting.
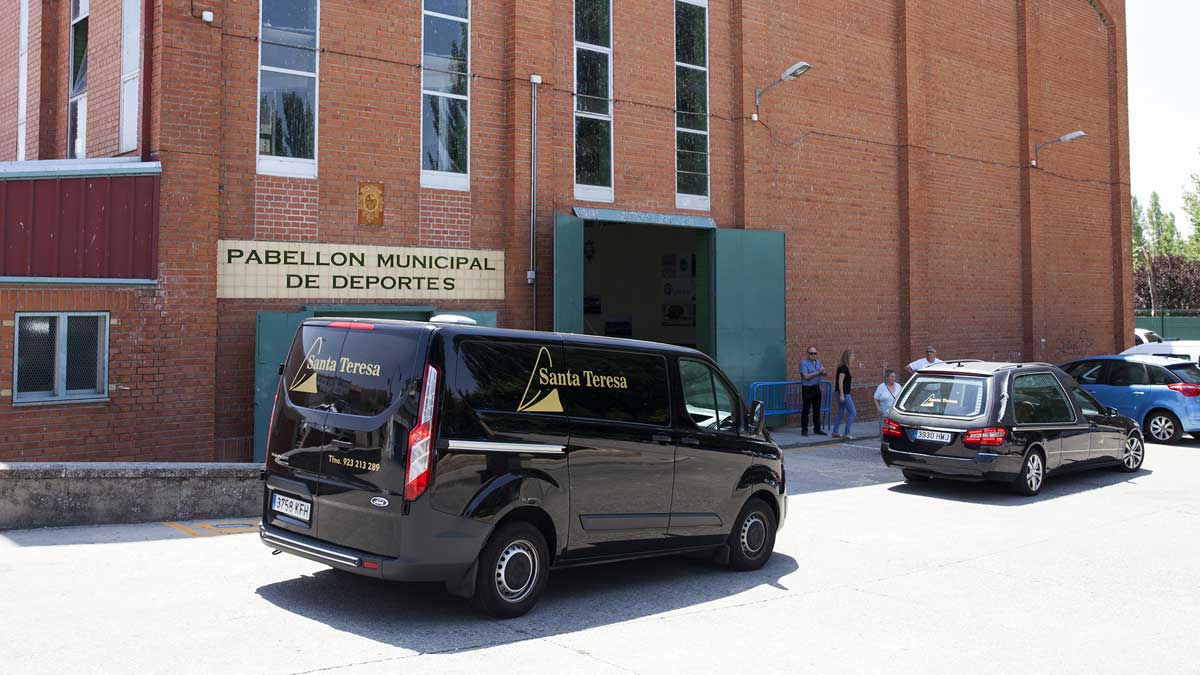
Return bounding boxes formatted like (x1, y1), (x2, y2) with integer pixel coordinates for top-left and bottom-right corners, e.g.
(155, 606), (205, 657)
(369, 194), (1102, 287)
(1061, 355), (1200, 444)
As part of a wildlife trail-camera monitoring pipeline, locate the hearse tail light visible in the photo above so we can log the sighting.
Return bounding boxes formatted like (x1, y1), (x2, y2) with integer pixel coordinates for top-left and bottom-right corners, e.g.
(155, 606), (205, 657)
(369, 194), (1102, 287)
(405, 363), (441, 501)
(1167, 383), (1200, 398)
(963, 427), (1008, 447)
(327, 321), (374, 330)
(882, 418), (903, 438)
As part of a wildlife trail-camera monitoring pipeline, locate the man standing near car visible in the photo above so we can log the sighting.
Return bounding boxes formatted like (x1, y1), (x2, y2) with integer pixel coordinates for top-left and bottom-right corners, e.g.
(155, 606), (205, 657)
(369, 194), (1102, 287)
(906, 345), (944, 376)
(799, 347), (827, 436)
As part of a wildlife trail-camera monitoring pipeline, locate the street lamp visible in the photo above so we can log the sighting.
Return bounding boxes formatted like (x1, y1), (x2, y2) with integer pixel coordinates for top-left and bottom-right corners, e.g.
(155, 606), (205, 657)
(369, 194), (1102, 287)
(1031, 130), (1086, 167)
(752, 61), (812, 121)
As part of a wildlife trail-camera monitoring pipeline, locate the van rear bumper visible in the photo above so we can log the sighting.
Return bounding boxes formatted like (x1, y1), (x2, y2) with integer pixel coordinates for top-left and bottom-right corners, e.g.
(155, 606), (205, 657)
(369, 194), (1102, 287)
(881, 446), (1024, 482)
(260, 523), (470, 583)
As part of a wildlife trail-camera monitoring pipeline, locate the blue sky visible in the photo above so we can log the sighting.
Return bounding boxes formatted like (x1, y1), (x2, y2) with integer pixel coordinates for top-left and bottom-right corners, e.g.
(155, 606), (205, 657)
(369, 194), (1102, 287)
(1127, 2), (1199, 235)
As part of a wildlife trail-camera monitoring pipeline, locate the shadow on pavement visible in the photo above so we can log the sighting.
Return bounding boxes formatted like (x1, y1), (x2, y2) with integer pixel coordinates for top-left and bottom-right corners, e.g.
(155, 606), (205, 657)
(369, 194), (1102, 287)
(0, 519), (260, 547)
(786, 442), (901, 495)
(887, 467), (1153, 505)
(255, 551), (798, 653)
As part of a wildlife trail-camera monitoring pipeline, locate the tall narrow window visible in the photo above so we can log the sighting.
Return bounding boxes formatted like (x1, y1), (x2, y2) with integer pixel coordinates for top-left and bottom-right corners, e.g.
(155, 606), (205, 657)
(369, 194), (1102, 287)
(675, 0), (708, 210)
(118, 0), (142, 154)
(421, 0), (470, 191)
(257, 0), (319, 178)
(16, 0), (28, 160)
(574, 0), (612, 202)
(67, 0), (89, 159)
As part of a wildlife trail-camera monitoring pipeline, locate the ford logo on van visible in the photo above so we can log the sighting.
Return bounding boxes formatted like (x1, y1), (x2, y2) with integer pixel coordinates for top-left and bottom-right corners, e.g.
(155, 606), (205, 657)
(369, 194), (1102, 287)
(370, 497), (389, 508)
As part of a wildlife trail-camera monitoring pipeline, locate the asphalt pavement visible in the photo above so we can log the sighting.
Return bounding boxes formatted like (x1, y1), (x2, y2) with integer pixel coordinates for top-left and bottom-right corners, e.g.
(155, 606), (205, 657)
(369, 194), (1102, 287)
(3, 439), (1199, 674)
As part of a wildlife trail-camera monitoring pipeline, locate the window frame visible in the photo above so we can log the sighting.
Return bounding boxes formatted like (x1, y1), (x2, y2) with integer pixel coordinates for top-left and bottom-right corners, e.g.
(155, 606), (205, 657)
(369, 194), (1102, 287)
(420, 2), (471, 192)
(118, 0), (142, 153)
(13, 311), (110, 405)
(1011, 372), (1077, 426)
(573, 0), (614, 203)
(255, 0), (321, 179)
(678, 357), (741, 434)
(673, 0), (709, 211)
(67, 0), (89, 160)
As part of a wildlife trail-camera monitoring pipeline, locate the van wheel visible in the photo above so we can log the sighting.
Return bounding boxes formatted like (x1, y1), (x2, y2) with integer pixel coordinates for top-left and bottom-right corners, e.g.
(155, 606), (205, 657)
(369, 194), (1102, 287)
(1145, 410), (1182, 444)
(901, 470), (931, 483)
(1010, 449), (1045, 497)
(726, 498), (777, 571)
(470, 522), (549, 619)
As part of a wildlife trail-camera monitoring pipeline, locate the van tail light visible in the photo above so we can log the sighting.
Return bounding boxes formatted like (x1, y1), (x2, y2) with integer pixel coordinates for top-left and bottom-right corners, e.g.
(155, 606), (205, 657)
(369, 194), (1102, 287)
(405, 363), (441, 501)
(1167, 383), (1200, 398)
(265, 388), (280, 470)
(963, 427), (1008, 447)
(882, 418), (903, 438)
(327, 321), (374, 330)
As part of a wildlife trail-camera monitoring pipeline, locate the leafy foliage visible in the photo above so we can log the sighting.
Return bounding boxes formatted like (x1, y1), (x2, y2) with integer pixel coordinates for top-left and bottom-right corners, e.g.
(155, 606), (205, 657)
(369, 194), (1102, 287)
(1135, 253), (1200, 311)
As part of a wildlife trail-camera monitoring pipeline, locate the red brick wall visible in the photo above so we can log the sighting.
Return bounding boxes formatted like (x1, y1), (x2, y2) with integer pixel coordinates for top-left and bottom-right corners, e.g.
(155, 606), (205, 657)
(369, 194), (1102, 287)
(0, 0), (1132, 461)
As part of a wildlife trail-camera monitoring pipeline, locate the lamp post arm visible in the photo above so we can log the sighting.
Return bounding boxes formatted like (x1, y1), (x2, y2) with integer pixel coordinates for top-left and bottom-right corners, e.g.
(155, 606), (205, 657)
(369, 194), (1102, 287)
(754, 78), (785, 114)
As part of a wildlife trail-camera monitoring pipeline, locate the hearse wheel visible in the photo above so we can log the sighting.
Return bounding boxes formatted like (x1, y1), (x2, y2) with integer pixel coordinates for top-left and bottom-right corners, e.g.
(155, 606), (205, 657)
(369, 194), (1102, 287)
(471, 521), (549, 619)
(726, 498), (777, 571)
(1010, 449), (1045, 497)
(1117, 433), (1145, 473)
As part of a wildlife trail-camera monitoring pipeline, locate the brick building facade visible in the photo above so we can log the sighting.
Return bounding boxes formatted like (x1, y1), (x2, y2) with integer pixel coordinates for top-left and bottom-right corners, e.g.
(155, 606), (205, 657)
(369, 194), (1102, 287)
(0, 0), (1132, 461)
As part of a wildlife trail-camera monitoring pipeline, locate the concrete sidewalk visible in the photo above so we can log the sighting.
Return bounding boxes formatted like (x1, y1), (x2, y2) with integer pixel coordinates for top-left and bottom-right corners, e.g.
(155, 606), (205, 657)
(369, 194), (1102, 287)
(769, 419), (881, 449)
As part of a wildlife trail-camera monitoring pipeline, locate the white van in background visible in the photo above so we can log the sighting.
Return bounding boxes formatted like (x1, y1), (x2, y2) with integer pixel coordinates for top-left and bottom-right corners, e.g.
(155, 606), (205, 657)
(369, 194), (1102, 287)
(1122, 340), (1200, 363)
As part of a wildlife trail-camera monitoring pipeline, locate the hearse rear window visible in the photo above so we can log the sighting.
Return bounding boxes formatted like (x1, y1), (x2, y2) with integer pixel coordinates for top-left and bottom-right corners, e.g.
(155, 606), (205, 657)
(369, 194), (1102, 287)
(562, 348), (671, 426)
(896, 374), (988, 418)
(283, 324), (419, 417)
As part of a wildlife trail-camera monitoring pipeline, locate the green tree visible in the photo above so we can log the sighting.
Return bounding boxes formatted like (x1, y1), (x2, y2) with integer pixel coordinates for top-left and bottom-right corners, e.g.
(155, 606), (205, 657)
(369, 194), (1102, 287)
(1183, 170), (1200, 260)
(1147, 192), (1183, 257)
(1132, 195), (1147, 266)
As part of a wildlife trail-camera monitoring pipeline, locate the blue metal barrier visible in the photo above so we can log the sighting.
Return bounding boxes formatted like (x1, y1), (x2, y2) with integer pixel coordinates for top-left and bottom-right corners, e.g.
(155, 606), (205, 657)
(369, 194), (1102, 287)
(748, 380), (832, 429)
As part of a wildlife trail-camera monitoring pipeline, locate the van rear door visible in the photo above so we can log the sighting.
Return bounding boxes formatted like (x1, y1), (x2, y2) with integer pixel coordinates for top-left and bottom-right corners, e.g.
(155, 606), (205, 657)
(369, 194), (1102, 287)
(313, 322), (428, 557)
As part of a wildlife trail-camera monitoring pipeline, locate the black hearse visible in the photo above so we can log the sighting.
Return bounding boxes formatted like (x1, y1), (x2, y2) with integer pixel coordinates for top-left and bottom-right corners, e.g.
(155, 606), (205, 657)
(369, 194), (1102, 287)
(260, 317), (786, 617)
(881, 361), (1144, 496)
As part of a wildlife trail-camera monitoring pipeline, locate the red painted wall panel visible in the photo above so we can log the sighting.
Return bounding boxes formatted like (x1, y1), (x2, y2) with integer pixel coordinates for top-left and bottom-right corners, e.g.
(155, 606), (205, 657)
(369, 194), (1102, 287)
(0, 175), (159, 279)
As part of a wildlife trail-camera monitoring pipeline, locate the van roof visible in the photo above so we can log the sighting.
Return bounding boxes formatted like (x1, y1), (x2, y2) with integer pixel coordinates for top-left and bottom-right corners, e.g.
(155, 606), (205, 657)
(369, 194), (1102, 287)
(914, 361), (1057, 377)
(306, 317), (710, 357)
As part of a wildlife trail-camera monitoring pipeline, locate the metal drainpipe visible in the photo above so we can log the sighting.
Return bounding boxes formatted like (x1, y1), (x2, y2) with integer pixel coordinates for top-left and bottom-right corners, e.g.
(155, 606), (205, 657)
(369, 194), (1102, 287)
(528, 74), (542, 329)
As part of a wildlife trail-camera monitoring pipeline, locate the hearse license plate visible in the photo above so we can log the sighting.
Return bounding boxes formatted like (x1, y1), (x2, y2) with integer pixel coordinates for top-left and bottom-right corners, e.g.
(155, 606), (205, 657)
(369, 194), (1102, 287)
(271, 493), (311, 522)
(915, 430), (952, 444)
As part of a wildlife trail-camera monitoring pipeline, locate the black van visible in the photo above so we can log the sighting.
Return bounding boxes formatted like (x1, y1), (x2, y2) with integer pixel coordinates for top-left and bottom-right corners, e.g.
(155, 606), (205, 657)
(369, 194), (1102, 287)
(259, 317), (786, 617)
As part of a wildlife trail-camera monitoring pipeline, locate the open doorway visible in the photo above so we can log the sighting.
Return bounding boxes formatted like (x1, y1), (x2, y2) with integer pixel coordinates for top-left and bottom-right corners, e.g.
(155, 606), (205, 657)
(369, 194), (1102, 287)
(581, 221), (711, 351)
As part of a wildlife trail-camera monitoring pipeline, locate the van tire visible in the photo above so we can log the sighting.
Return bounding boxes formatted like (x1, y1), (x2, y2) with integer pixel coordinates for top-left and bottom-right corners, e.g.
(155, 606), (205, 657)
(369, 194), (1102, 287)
(725, 498), (776, 571)
(470, 521), (549, 619)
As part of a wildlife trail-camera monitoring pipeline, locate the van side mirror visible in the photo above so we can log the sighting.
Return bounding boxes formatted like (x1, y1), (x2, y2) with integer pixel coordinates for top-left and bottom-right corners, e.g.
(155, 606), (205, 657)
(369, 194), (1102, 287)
(748, 400), (766, 435)
(1107, 406), (1120, 417)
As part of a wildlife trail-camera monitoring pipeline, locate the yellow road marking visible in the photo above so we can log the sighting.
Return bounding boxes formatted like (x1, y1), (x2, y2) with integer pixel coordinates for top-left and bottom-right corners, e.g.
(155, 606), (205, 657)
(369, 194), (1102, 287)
(163, 520), (260, 538)
(163, 521), (205, 537)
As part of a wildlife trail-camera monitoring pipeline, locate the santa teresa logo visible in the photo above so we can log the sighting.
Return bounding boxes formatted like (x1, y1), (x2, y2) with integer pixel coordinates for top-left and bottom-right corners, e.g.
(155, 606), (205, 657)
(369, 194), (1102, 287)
(518, 346), (565, 413)
(288, 337), (325, 394)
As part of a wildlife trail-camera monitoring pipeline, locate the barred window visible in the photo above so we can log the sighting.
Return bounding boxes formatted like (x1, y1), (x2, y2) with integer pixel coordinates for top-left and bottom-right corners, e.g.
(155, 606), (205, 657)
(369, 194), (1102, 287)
(14, 313), (108, 404)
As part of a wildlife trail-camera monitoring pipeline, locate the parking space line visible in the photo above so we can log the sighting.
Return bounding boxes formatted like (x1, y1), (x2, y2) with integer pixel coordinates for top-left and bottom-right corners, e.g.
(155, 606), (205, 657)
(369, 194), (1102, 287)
(162, 520), (259, 538)
(162, 521), (205, 537)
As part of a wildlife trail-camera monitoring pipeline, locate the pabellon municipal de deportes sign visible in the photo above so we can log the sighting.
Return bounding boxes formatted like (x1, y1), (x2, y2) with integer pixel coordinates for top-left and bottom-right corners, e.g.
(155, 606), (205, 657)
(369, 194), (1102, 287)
(216, 240), (504, 300)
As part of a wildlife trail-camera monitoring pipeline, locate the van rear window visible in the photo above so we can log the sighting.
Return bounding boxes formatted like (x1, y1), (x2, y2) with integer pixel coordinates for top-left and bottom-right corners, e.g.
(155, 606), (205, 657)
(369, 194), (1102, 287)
(896, 374), (988, 418)
(283, 324), (420, 417)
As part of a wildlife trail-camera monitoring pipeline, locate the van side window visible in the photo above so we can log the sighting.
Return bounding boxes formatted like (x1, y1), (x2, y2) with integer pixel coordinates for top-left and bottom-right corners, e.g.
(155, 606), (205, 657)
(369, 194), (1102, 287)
(1013, 373), (1075, 425)
(562, 347), (671, 425)
(457, 340), (567, 414)
(679, 358), (739, 432)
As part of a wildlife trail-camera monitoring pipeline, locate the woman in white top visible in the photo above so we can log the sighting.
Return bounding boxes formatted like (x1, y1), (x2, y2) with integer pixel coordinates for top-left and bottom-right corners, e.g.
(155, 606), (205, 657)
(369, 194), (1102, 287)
(873, 368), (902, 430)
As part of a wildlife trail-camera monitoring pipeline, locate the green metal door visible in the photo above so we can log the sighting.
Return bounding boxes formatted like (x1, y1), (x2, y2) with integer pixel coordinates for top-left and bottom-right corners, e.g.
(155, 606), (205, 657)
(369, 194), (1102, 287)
(554, 211), (585, 333)
(254, 311), (313, 463)
(713, 229), (787, 401)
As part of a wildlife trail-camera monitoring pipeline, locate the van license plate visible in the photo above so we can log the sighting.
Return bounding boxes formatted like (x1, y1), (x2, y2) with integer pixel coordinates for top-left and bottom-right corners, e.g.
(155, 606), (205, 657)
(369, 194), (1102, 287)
(271, 493), (311, 522)
(915, 430), (952, 444)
